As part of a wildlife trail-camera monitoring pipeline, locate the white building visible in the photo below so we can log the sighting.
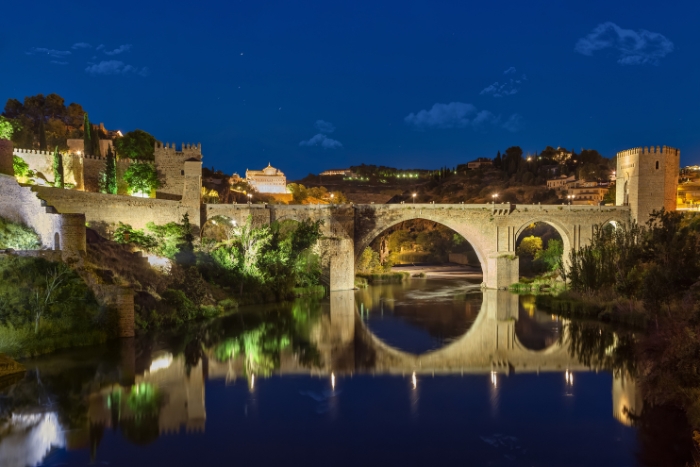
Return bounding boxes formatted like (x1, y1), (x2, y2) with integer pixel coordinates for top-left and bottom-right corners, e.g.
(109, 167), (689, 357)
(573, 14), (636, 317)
(245, 163), (287, 194)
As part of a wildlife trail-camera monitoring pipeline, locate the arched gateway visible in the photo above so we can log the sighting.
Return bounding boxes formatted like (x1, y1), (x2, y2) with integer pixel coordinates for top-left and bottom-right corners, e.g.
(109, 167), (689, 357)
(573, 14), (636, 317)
(204, 202), (630, 290)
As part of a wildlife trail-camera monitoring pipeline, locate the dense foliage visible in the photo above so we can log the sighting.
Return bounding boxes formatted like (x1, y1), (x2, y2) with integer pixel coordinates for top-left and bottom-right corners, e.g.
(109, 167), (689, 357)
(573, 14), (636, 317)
(0, 256), (109, 356)
(123, 161), (160, 196)
(0, 216), (41, 250)
(2, 94), (87, 150)
(114, 129), (156, 160)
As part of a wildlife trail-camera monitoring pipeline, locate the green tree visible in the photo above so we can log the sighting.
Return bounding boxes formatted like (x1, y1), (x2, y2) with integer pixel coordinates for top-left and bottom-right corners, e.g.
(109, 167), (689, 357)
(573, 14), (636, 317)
(0, 116), (13, 140)
(175, 213), (196, 265)
(534, 239), (563, 272)
(104, 145), (117, 194)
(517, 235), (542, 257)
(83, 113), (91, 156)
(52, 146), (64, 188)
(38, 118), (47, 151)
(114, 130), (156, 160)
(123, 161), (160, 196)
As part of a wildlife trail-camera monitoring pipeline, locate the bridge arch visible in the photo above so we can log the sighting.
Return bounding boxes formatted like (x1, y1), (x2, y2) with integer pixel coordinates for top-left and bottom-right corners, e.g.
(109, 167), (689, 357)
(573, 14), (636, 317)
(514, 217), (572, 269)
(354, 214), (489, 280)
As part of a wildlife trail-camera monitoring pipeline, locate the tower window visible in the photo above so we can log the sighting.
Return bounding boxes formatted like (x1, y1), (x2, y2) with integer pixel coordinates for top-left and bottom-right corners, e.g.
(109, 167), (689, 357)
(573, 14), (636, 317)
(181, 170), (185, 175)
(655, 161), (659, 170)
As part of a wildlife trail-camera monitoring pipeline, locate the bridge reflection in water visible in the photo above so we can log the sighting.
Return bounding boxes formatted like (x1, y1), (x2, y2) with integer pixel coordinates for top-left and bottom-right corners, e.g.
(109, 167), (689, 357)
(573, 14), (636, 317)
(84, 290), (641, 441)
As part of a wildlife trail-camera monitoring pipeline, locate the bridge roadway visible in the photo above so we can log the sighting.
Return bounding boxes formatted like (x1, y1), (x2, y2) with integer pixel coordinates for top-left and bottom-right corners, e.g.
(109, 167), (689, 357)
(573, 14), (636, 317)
(203, 203), (631, 289)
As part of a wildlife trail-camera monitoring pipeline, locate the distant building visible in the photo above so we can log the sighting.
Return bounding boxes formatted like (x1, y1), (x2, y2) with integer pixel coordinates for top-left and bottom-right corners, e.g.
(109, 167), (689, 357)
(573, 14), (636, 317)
(246, 163), (287, 194)
(553, 147), (573, 162)
(567, 180), (609, 205)
(467, 158), (492, 169)
(320, 168), (354, 176)
(66, 122), (121, 155)
(546, 174), (576, 192)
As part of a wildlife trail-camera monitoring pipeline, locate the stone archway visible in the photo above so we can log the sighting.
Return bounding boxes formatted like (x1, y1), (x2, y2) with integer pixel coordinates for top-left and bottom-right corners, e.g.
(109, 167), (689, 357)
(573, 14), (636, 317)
(514, 218), (573, 274)
(354, 215), (490, 282)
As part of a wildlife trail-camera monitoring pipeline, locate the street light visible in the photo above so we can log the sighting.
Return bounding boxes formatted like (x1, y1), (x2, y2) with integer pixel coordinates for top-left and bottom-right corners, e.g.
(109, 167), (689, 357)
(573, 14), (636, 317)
(412, 193), (416, 204)
(491, 193), (499, 203)
(247, 193), (252, 204)
(330, 193), (334, 204)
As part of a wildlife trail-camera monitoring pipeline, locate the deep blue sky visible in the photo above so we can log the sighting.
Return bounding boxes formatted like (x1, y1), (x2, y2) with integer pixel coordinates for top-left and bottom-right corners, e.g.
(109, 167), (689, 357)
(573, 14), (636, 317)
(3, 0), (699, 179)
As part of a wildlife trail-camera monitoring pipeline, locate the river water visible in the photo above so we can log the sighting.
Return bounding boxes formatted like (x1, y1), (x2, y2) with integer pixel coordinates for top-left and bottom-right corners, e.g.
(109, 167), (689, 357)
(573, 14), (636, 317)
(0, 278), (679, 466)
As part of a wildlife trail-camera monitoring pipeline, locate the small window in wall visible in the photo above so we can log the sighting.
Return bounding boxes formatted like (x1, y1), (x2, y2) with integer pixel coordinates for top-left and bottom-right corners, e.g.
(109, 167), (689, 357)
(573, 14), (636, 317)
(656, 161), (659, 169)
(181, 170), (185, 176)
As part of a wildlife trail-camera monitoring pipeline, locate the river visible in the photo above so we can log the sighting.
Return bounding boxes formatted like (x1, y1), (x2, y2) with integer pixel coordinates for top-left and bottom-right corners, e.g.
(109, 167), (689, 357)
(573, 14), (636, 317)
(0, 278), (689, 466)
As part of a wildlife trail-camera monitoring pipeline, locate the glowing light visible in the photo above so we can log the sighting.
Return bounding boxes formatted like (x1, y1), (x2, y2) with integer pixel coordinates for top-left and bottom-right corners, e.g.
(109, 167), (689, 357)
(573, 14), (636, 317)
(331, 372), (336, 390)
(0, 412), (65, 467)
(149, 353), (173, 373)
(565, 370), (574, 386)
(251, 374), (255, 389)
(491, 371), (498, 388)
(412, 372), (417, 389)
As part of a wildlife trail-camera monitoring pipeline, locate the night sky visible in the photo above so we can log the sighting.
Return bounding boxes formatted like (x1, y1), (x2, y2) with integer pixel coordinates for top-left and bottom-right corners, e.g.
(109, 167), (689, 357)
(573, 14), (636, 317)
(3, 0), (698, 179)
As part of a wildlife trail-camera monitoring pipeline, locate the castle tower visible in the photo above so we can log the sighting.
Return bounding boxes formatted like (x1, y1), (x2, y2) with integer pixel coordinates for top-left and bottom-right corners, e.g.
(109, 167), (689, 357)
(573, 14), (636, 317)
(154, 142), (203, 200)
(616, 145), (679, 225)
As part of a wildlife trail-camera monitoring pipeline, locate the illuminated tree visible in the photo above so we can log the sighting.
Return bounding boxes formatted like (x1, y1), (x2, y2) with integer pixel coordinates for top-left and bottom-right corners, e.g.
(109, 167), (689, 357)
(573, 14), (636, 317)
(52, 146), (64, 188)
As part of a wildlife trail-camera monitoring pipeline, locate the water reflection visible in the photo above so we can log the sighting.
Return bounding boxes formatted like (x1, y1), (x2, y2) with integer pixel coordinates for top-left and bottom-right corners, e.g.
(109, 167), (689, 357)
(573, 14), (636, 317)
(0, 283), (691, 466)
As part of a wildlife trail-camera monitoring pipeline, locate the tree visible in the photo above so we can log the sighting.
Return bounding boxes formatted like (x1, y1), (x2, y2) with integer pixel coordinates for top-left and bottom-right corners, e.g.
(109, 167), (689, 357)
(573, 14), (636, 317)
(38, 118), (47, 150)
(0, 116), (13, 140)
(517, 235), (542, 257)
(104, 145), (117, 194)
(52, 146), (64, 188)
(174, 213), (196, 265)
(83, 113), (92, 156)
(114, 130), (156, 160)
(123, 161), (160, 196)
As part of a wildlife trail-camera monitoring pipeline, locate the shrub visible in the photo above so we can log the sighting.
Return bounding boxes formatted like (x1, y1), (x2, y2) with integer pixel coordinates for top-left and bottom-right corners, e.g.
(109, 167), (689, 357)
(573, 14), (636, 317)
(0, 217), (41, 250)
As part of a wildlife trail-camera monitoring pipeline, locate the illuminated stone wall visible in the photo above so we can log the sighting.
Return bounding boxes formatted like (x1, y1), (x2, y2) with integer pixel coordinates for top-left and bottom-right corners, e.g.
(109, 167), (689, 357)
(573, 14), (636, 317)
(33, 186), (198, 237)
(154, 142), (203, 200)
(616, 145), (680, 225)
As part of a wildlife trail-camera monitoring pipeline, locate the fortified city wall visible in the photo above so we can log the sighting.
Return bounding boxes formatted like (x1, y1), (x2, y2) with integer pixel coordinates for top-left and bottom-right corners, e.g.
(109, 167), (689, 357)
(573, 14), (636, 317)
(155, 142), (203, 200)
(14, 149), (136, 194)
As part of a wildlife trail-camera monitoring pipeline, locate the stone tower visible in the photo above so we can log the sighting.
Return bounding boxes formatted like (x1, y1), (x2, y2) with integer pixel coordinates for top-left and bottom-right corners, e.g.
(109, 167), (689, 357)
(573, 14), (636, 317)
(616, 145), (679, 225)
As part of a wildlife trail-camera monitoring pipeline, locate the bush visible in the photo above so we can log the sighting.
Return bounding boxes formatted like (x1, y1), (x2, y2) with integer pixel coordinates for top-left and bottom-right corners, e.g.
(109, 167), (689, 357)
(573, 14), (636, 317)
(0, 217), (40, 250)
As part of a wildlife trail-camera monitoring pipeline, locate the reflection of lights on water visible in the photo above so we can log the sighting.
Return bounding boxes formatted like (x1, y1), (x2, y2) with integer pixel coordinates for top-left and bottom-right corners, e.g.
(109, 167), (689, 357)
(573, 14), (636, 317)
(250, 374), (255, 390)
(0, 412), (65, 467)
(412, 372), (417, 389)
(149, 353), (173, 373)
(491, 371), (498, 388)
(331, 372), (335, 390)
(565, 370), (574, 386)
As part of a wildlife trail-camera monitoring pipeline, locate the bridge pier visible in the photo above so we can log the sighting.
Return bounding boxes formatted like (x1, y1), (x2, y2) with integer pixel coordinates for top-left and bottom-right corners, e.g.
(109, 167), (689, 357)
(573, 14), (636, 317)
(485, 254), (520, 289)
(318, 237), (355, 291)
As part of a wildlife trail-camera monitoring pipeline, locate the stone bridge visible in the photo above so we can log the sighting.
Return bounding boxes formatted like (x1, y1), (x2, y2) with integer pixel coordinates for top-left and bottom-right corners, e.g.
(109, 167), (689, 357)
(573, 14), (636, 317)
(203, 203), (630, 290)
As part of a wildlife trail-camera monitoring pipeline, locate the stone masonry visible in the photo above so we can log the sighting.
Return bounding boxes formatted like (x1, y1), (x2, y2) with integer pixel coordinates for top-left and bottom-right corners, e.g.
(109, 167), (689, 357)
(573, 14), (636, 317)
(616, 145), (680, 226)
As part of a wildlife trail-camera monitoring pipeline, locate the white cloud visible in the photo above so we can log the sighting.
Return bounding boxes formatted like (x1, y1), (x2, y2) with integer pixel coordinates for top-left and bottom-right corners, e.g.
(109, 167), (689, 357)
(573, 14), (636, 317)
(575, 22), (674, 65)
(28, 47), (71, 58)
(404, 102), (477, 129)
(50, 60), (68, 65)
(85, 60), (148, 77)
(72, 42), (92, 49)
(502, 114), (524, 132)
(299, 133), (343, 149)
(480, 73), (527, 98)
(503, 66), (516, 75)
(404, 102), (510, 131)
(103, 44), (132, 55)
(314, 120), (335, 133)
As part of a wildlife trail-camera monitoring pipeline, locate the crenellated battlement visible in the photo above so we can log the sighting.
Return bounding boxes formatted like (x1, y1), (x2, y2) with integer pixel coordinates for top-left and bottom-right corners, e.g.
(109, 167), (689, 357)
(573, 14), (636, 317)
(13, 148), (54, 157)
(154, 141), (202, 154)
(617, 145), (680, 157)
